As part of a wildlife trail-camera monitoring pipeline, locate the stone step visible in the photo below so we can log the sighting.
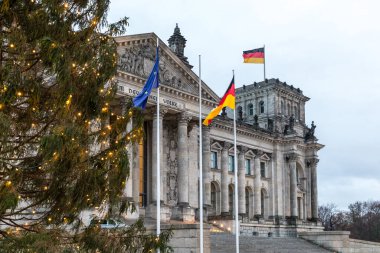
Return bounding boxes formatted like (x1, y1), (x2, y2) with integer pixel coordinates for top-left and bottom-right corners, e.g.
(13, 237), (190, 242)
(211, 233), (334, 253)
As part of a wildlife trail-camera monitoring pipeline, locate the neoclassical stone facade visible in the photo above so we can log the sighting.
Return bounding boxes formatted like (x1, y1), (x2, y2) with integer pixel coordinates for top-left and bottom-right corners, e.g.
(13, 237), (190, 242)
(114, 26), (324, 231)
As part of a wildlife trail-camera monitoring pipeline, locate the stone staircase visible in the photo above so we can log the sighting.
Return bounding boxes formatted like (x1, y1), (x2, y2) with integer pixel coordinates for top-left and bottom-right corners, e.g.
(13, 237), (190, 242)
(211, 233), (335, 253)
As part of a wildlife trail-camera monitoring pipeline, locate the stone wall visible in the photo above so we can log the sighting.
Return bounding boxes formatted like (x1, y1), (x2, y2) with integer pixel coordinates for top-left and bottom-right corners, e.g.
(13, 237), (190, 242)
(299, 231), (380, 253)
(210, 219), (323, 238)
(147, 223), (210, 253)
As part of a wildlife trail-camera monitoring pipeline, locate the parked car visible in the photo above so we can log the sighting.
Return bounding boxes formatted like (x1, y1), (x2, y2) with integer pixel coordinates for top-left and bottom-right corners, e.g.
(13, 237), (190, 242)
(90, 218), (128, 229)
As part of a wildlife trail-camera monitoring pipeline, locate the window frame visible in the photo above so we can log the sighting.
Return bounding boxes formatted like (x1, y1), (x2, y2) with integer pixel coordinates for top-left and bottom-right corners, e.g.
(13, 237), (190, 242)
(228, 155), (235, 172)
(248, 103), (254, 116)
(210, 151), (218, 169)
(245, 159), (251, 175)
(260, 161), (266, 178)
(259, 101), (265, 114)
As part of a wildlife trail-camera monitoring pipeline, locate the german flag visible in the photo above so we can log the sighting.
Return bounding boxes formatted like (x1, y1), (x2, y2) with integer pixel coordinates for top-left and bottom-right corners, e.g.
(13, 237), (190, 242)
(203, 77), (235, 126)
(243, 48), (265, 64)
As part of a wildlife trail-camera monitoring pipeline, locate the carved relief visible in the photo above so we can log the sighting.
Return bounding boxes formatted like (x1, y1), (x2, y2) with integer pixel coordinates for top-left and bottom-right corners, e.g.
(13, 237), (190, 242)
(166, 126), (178, 206)
(118, 43), (198, 95)
(118, 44), (155, 76)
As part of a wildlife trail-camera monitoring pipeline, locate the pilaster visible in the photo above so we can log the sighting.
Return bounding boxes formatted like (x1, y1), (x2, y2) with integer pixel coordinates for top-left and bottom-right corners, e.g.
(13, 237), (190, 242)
(221, 142), (230, 215)
(308, 157), (320, 221)
(286, 152), (299, 221)
(202, 125), (211, 207)
(238, 146), (247, 216)
(254, 152), (262, 219)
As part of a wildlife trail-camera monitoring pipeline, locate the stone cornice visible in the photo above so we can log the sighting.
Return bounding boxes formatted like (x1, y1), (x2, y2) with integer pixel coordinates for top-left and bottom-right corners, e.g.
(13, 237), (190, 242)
(236, 79), (310, 102)
(211, 118), (320, 148)
(116, 71), (218, 108)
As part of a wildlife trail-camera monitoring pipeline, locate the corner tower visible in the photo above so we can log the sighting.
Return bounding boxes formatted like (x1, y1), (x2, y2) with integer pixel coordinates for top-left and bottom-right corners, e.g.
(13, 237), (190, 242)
(235, 78), (312, 138)
(168, 24), (192, 68)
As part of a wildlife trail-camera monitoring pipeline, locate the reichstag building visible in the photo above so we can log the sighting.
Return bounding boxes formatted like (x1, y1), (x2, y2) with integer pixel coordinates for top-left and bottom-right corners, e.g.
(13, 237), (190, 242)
(114, 25), (324, 236)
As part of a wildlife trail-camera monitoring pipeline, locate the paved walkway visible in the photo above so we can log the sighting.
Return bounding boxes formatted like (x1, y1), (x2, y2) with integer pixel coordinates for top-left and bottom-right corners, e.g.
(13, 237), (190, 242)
(211, 233), (334, 253)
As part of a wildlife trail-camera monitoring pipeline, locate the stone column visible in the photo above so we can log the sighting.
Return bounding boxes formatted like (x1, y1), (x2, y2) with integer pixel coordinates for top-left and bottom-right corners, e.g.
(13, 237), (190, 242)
(188, 123), (199, 208)
(306, 165), (312, 219)
(202, 125), (211, 207)
(287, 153), (298, 219)
(254, 155), (262, 218)
(124, 120), (133, 200)
(238, 147), (246, 216)
(177, 112), (190, 206)
(132, 142), (140, 204)
(151, 107), (166, 203)
(221, 142), (230, 215)
(309, 157), (319, 221)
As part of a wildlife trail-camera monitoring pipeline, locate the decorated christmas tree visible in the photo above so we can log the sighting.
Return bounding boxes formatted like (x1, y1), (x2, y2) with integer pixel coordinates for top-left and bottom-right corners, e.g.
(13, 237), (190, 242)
(0, 0), (171, 251)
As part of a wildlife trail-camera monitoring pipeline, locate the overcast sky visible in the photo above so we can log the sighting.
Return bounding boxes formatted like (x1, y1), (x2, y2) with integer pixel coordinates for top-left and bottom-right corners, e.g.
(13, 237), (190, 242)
(108, 0), (380, 210)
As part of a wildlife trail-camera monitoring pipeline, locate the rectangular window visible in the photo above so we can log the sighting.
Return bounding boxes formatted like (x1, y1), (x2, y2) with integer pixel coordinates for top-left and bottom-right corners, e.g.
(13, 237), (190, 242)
(228, 155), (234, 172)
(210, 151), (218, 169)
(260, 161), (266, 178)
(245, 159), (251, 175)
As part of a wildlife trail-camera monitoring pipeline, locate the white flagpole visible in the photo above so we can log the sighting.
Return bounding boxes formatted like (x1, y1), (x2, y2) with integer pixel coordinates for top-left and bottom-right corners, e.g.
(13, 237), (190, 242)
(198, 55), (204, 253)
(263, 45), (266, 80)
(156, 38), (161, 253)
(232, 70), (240, 253)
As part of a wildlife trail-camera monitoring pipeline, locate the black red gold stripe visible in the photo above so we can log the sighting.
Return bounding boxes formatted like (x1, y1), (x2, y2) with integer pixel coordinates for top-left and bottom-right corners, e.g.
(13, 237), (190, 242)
(203, 77), (235, 126)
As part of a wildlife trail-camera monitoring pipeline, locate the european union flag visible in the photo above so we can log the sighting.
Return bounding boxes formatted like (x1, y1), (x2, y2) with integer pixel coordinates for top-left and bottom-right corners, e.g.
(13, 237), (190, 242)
(133, 47), (159, 109)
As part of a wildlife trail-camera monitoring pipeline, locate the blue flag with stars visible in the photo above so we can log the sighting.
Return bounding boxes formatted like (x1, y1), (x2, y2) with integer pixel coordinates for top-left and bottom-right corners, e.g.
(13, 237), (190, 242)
(133, 47), (159, 109)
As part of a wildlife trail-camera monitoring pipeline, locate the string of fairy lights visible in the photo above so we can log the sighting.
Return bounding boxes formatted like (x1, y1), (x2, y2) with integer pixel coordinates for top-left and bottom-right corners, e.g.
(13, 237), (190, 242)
(0, 1), (142, 235)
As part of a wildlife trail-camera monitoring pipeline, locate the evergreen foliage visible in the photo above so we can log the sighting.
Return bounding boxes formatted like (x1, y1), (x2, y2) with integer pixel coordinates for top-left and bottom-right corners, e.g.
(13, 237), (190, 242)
(0, 0), (172, 251)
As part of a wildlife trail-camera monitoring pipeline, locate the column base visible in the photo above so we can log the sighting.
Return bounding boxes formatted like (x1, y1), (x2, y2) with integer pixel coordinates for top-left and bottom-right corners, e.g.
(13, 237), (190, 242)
(271, 215), (286, 225)
(195, 205), (211, 222)
(221, 212), (232, 219)
(120, 201), (140, 220)
(239, 213), (249, 222)
(286, 216), (298, 225)
(145, 203), (171, 222)
(172, 204), (195, 222)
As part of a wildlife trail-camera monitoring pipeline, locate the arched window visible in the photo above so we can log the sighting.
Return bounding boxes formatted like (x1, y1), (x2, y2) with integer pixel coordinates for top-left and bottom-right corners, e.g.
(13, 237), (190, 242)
(287, 103), (291, 115)
(248, 103), (254, 115)
(259, 101), (265, 114)
(228, 184), (234, 215)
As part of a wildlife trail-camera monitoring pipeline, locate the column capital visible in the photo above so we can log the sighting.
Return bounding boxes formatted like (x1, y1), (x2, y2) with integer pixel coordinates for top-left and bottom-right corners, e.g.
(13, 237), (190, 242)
(178, 112), (192, 124)
(202, 124), (211, 132)
(255, 150), (264, 157)
(152, 106), (168, 118)
(239, 146), (248, 154)
(285, 152), (299, 162)
(306, 157), (319, 168)
(222, 141), (232, 151)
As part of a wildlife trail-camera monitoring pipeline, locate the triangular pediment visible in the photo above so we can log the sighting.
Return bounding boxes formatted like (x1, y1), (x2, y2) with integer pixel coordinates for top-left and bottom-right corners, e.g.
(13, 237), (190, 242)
(245, 150), (256, 158)
(115, 33), (220, 105)
(260, 153), (271, 161)
(211, 141), (223, 151)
